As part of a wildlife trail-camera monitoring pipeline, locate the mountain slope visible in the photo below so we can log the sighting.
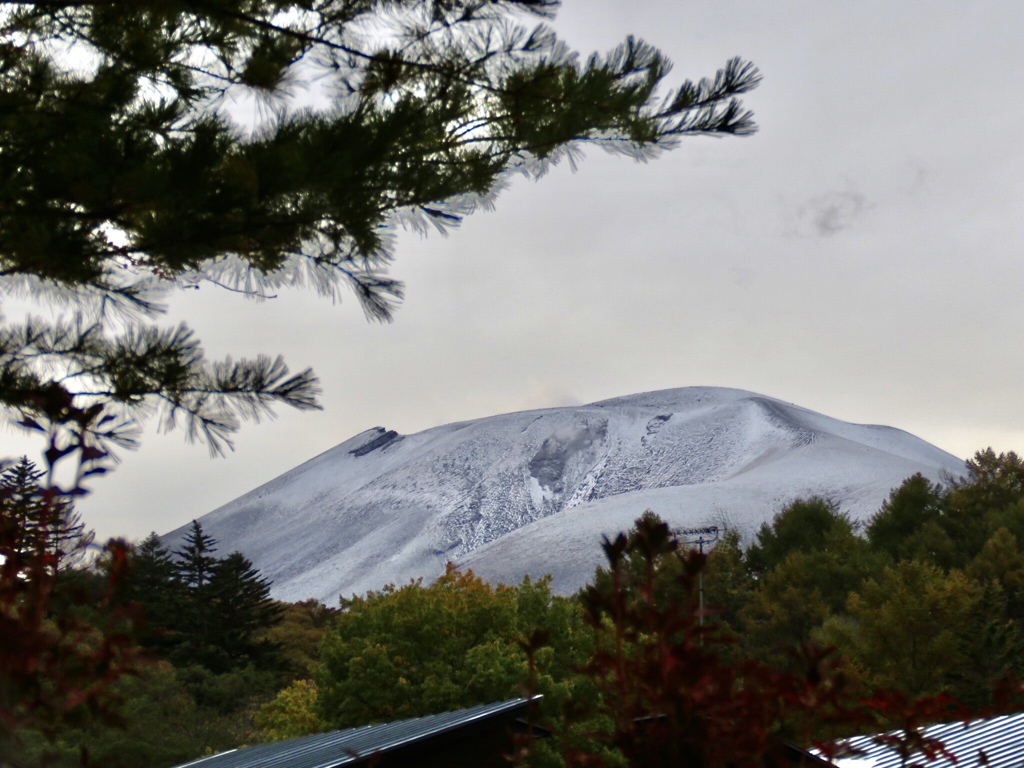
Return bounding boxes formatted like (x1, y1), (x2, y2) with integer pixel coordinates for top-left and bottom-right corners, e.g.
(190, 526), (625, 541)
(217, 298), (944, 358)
(163, 387), (965, 602)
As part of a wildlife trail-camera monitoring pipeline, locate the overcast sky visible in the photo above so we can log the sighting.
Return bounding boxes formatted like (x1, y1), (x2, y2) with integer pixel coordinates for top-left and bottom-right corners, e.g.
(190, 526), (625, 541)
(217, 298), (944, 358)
(6, 0), (1024, 543)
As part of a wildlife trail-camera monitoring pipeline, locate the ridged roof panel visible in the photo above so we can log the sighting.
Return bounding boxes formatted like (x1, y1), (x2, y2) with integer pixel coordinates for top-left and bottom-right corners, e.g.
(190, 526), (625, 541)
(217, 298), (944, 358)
(835, 713), (1024, 768)
(171, 698), (531, 768)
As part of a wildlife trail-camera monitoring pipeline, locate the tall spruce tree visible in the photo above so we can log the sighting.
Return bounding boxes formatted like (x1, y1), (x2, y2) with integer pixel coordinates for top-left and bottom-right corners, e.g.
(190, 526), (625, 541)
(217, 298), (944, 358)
(161, 522), (284, 671)
(208, 552), (284, 671)
(0, 456), (93, 570)
(1, 0), (761, 469)
(170, 520), (220, 665)
(173, 520), (219, 591)
(0, 457), (47, 563)
(127, 533), (187, 655)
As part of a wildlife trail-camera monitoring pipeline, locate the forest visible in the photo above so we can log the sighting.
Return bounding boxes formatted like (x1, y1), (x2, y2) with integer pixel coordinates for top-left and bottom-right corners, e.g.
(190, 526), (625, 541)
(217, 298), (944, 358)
(6, 448), (1024, 767)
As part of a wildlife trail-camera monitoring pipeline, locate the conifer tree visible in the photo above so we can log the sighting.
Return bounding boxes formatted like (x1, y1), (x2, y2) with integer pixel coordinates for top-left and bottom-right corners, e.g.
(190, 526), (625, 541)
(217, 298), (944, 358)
(0, 456), (93, 570)
(0, 456), (47, 562)
(150, 522), (286, 671)
(0, 465), (135, 757)
(1, 3), (763, 746)
(746, 496), (850, 575)
(867, 473), (947, 564)
(170, 520), (220, 665)
(126, 533), (187, 655)
(945, 450), (1024, 562)
(1, 0), (761, 468)
(826, 561), (983, 697)
(208, 552), (284, 670)
(173, 520), (219, 591)
(131, 534), (179, 597)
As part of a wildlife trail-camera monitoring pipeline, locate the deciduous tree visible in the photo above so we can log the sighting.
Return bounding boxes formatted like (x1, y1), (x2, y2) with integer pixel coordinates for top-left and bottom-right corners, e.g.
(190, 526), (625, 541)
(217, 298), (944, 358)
(574, 513), (869, 768)
(823, 561), (983, 697)
(0, 457), (137, 758)
(315, 564), (590, 764)
(255, 679), (323, 742)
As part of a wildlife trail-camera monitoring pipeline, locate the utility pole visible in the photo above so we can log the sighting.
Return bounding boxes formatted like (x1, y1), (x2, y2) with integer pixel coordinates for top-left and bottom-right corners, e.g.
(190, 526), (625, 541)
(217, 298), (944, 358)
(678, 526), (721, 636)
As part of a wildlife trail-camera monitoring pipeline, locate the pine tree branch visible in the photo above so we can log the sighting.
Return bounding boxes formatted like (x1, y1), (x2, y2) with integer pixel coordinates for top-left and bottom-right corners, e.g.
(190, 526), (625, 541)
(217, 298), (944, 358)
(1, 0), (758, 458)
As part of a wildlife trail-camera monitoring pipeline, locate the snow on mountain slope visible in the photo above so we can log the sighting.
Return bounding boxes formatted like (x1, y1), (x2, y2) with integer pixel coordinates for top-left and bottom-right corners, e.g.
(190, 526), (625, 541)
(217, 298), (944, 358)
(162, 387), (965, 603)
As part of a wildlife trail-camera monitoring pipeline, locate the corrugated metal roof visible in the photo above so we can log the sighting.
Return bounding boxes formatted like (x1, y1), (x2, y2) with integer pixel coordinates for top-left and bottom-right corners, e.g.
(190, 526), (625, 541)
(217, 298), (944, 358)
(833, 712), (1024, 768)
(170, 698), (533, 768)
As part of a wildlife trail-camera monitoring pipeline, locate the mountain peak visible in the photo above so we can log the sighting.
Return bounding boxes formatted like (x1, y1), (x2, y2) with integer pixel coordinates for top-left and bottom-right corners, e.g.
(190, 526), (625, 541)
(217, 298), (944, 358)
(164, 387), (964, 602)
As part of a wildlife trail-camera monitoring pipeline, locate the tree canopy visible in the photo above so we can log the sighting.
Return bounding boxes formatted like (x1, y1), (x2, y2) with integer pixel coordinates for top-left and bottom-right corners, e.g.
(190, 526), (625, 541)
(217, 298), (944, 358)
(0, 0), (761, 471)
(315, 565), (587, 729)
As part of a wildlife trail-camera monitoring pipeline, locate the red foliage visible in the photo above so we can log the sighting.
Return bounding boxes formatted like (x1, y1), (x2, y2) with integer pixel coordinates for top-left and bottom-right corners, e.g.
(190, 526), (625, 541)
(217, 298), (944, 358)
(1, 393), (141, 751)
(0, 504), (139, 743)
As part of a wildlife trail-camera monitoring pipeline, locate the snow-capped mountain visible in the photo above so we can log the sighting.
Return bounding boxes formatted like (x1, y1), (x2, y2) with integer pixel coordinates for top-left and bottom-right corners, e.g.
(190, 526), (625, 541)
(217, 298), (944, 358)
(163, 387), (965, 603)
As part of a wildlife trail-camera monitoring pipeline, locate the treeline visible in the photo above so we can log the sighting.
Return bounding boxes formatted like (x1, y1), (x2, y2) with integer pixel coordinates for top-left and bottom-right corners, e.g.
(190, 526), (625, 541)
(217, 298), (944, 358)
(10, 450), (1024, 767)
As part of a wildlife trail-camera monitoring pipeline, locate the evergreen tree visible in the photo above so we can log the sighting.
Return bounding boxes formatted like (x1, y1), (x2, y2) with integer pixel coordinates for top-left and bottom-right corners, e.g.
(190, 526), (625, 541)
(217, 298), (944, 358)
(943, 450), (1024, 564)
(43, 501), (93, 572)
(700, 528), (754, 653)
(1, 0), (761, 466)
(169, 520), (220, 666)
(126, 533), (187, 655)
(867, 473), (948, 564)
(2, 5), (762, 747)
(957, 449), (1024, 517)
(746, 496), (851, 575)
(967, 527), (1024, 600)
(738, 522), (882, 671)
(827, 561), (983, 697)
(131, 534), (179, 596)
(947, 584), (1024, 710)
(0, 456), (47, 562)
(207, 552), (284, 671)
(142, 522), (287, 672)
(0, 456), (93, 570)
(173, 520), (219, 590)
(0, 504), (135, 758)
(576, 513), (882, 768)
(865, 453), (1024, 573)
(739, 551), (833, 668)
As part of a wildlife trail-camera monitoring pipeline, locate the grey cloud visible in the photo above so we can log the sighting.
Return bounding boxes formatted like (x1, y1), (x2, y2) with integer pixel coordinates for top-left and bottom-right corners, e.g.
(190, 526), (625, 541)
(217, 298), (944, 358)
(788, 187), (871, 238)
